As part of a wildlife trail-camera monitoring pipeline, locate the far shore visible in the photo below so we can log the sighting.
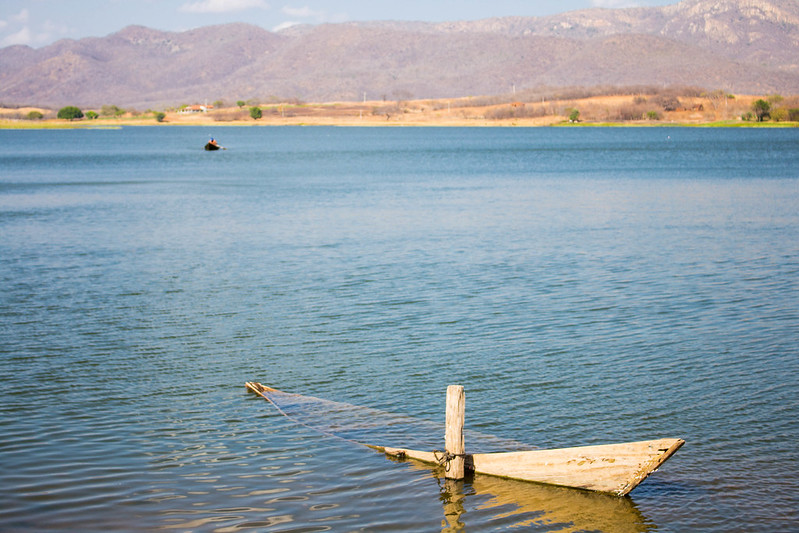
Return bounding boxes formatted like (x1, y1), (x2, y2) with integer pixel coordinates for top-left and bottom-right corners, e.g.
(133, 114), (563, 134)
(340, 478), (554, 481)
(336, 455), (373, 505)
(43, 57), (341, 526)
(2, 94), (797, 129)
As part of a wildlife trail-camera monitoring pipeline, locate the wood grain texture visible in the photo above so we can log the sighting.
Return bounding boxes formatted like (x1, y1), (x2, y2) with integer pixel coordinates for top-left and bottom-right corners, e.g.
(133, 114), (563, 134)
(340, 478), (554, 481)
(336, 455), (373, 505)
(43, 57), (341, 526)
(444, 385), (465, 479)
(380, 439), (684, 496)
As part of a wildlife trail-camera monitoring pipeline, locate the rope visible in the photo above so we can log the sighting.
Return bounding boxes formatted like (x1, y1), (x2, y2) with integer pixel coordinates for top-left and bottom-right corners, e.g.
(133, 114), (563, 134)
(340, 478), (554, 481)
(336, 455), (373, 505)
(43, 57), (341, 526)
(247, 382), (400, 452)
(247, 382), (466, 472)
(432, 450), (468, 472)
(247, 382), (364, 446)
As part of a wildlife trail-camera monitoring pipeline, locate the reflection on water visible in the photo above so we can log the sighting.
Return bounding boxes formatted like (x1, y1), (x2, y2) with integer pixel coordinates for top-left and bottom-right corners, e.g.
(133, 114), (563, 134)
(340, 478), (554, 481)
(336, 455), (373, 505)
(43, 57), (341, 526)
(440, 478), (467, 532)
(260, 385), (654, 532)
(394, 460), (651, 533)
(468, 475), (649, 533)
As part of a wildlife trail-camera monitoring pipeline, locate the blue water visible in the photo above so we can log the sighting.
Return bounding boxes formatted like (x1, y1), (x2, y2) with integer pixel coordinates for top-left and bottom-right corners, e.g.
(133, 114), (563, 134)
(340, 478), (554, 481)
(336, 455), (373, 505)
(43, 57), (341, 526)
(1, 126), (798, 532)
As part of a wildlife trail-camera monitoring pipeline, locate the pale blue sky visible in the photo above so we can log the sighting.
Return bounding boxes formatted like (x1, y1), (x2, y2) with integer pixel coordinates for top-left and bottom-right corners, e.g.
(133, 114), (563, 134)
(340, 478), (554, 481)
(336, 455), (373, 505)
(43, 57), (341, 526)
(1, 0), (680, 48)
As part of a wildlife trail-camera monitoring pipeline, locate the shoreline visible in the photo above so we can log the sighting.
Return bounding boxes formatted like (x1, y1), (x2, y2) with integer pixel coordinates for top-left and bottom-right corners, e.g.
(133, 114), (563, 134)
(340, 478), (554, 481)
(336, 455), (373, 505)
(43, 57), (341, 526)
(3, 119), (796, 129)
(2, 94), (797, 129)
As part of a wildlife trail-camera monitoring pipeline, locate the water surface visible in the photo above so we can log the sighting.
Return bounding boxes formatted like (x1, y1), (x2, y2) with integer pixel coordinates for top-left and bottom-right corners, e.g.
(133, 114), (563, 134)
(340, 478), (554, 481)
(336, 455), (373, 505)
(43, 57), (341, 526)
(1, 126), (798, 532)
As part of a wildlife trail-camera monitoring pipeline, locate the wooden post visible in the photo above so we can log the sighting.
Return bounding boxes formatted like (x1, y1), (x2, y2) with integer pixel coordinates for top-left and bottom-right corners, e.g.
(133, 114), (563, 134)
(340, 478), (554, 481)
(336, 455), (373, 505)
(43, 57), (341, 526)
(445, 385), (465, 479)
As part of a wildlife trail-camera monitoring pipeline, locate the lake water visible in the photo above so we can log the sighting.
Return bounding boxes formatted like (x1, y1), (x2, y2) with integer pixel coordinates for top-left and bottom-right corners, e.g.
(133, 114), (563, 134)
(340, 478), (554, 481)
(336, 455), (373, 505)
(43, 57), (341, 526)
(1, 126), (797, 532)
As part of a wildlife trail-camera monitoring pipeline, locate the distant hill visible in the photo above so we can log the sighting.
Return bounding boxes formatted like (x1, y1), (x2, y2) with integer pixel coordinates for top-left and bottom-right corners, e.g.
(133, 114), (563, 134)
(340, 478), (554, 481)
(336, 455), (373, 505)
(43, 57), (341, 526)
(1, 0), (798, 109)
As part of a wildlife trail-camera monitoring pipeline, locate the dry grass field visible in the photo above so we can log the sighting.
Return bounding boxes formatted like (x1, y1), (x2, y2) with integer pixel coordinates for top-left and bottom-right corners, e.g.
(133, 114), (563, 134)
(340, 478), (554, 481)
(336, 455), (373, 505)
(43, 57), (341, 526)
(1, 93), (797, 128)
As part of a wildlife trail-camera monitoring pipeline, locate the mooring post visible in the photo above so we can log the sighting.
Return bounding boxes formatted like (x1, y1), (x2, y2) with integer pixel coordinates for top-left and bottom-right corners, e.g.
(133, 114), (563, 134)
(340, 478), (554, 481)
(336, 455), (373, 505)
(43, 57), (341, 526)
(445, 385), (465, 480)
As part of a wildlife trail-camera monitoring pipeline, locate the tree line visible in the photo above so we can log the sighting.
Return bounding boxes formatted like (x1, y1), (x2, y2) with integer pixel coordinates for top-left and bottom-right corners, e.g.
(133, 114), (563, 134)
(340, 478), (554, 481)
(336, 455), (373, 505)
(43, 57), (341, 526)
(8, 86), (799, 124)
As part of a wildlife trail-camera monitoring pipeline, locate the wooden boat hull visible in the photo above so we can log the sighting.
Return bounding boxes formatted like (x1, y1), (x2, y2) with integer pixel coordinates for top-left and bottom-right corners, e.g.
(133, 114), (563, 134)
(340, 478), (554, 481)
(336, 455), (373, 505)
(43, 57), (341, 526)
(204, 142), (220, 151)
(378, 438), (684, 496)
(245, 382), (683, 496)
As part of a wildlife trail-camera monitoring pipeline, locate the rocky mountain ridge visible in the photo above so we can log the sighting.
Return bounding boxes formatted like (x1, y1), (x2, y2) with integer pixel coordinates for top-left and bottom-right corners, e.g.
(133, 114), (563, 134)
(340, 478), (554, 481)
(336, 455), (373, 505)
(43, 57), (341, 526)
(1, 0), (797, 109)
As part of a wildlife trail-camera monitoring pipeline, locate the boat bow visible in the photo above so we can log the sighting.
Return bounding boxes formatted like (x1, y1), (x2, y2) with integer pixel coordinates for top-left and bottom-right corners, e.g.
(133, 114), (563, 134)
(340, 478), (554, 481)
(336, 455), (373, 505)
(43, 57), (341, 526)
(378, 438), (684, 496)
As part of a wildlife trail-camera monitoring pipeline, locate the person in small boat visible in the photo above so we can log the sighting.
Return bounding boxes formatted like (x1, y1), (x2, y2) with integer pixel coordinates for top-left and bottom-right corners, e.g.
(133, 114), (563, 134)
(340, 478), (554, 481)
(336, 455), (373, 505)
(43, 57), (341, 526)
(208, 137), (218, 147)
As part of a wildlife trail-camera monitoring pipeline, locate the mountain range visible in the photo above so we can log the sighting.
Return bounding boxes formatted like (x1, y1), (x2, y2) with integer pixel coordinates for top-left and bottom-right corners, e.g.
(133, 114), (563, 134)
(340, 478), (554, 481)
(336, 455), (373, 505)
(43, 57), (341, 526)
(1, 0), (798, 109)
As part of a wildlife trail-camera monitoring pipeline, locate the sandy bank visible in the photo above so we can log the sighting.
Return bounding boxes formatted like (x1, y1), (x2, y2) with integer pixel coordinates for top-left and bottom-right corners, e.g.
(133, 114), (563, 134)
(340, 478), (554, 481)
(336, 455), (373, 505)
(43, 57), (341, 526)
(2, 95), (796, 129)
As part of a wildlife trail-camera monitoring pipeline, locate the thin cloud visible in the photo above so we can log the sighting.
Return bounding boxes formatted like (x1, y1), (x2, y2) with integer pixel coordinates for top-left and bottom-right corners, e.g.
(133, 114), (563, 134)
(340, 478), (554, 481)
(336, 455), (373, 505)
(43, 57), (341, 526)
(1, 23), (70, 48)
(1, 26), (31, 47)
(282, 6), (323, 18)
(0, 8), (28, 32)
(272, 20), (300, 32)
(42, 20), (72, 39)
(12, 9), (30, 23)
(1, 10), (56, 47)
(277, 5), (348, 27)
(180, 0), (269, 14)
(590, 0), (642, 7)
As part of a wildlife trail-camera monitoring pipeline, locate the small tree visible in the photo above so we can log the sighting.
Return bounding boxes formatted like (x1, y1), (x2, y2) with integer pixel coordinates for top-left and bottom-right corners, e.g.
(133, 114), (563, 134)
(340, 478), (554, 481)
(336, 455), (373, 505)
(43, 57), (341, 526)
(153, 111), (166, 122)
(702, 89), (727, 111)
(57, 106), (84, 120)
(753, 99), (771, 122)
(654, 94), (680, 111)
(568, 109), (580, 122)
(86, 111), (99, 120)
(237, 100), (246, 108)
(101, 104), (125, 117)
(250, 106), (262, 120)
(27, 110), (44, 120)
(771, 108), (788, 122)
(767, 94), (784, 106)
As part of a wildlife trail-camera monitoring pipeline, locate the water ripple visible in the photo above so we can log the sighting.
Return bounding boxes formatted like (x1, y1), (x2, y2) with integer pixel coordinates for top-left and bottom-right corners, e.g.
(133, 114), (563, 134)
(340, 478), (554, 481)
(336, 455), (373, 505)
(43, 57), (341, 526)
(1, 126), (798, 532)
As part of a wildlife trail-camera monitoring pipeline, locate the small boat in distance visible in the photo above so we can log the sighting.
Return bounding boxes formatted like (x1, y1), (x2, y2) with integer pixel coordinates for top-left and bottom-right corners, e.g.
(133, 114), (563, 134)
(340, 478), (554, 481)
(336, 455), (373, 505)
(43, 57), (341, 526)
(245, 382), (684, 496)
(204, 137), (223, 150)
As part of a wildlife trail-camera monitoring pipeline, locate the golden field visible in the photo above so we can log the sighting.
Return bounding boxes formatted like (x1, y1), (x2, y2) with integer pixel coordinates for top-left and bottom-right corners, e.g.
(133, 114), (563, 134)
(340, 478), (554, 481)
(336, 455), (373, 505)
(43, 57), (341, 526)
(1, 93), (796, 128)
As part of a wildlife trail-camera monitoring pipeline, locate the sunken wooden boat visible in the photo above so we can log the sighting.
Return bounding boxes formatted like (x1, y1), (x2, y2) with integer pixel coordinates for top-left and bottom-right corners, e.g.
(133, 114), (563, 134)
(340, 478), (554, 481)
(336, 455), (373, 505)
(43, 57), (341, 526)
(245, 381), (683, 497)
(376, 439), (683, 496)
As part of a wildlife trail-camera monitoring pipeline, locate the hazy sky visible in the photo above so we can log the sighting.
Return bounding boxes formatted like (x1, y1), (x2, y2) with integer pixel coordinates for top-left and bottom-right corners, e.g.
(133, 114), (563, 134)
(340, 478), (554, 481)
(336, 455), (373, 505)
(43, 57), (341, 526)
(1, 0), (680, 48)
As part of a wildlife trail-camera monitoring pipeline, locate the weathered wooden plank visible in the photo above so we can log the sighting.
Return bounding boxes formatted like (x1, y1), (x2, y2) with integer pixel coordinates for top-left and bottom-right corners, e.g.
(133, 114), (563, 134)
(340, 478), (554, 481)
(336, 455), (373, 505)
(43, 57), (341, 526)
(444, 385), (465, 479)
(377, 438), (684, 496)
